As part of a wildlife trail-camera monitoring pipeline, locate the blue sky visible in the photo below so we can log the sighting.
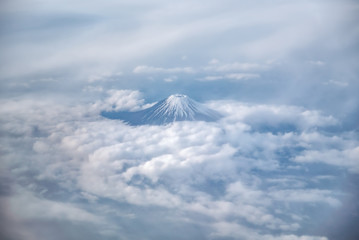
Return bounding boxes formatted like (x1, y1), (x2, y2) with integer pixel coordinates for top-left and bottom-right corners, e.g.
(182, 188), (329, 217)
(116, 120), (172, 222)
(0, 0), (359, 239)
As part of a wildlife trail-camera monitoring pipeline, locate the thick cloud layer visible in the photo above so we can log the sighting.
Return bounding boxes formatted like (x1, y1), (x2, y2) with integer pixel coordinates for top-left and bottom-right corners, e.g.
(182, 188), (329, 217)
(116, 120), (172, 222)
(1, 90), (358, 240)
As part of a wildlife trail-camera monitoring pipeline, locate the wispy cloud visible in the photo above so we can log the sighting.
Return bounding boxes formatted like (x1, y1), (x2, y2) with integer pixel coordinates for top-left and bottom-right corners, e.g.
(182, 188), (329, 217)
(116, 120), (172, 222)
(204, 62), (267, 72)
(199, 73), (260, 81)
(133, 65), (195, 74)
(324, 79), (349, 87)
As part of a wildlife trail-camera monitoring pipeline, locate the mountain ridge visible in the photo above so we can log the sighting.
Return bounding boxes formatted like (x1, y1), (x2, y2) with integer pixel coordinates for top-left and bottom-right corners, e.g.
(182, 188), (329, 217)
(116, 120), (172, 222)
(101, 94), (221, 125)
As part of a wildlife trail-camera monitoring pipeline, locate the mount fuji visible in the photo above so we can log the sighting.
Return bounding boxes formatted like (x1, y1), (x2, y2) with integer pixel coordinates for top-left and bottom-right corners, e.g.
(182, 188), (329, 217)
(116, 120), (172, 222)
(101, 94), (221, 125)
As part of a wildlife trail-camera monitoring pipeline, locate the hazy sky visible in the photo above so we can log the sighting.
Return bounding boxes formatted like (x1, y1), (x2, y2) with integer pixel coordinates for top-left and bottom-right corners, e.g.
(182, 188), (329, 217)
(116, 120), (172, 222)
(1, 1), (359, 240)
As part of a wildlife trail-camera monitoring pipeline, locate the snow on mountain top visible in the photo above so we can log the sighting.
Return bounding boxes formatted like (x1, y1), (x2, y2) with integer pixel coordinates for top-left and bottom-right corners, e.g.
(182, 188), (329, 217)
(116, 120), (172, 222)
(157, 94), (201, 119)
(165, 94), (191, 110)
(101, 94), (221, 125)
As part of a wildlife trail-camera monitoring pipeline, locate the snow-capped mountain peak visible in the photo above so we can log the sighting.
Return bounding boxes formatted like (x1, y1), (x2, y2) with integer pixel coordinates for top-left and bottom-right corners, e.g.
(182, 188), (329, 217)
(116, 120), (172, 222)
(165, 94), (190, 110)
(162, 94), (193, 117)
(153, 94), (204, 120)
(101, 94), (221, 125)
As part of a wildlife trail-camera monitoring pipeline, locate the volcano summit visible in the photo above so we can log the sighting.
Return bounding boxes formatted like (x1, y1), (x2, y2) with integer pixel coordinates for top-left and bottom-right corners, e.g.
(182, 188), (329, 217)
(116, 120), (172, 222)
(101, 94), (221, 125)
